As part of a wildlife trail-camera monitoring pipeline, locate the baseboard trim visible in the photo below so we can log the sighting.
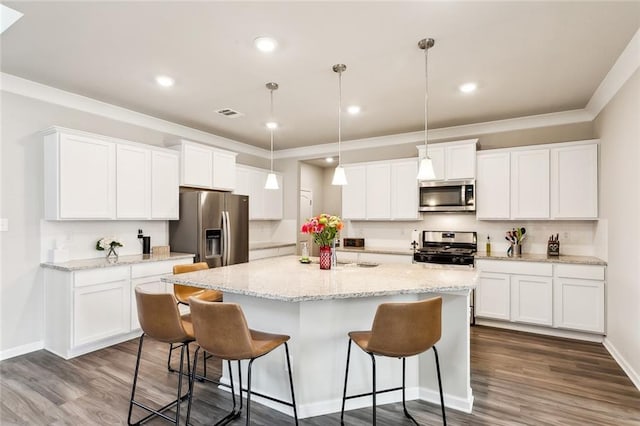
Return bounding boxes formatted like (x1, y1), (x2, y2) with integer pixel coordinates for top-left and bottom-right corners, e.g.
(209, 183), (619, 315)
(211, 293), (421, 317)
(0, 340), (44, 361)
(603, 338), (640, 391)
(475, 319), (604, 342)
(419, 387), (474, 413)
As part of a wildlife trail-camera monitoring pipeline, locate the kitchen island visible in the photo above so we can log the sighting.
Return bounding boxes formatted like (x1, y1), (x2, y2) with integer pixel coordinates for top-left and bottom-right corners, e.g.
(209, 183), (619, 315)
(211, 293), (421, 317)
(162, 255), (477, 418)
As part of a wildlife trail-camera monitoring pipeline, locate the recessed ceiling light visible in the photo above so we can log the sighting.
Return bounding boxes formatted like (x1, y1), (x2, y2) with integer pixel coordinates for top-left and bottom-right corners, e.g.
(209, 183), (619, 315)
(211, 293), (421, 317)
(347, 105), (361, 115)
(325, 157), (334, 163)
(155, 75), (175, 87)
(254, 36), (277, 53)
(459, 82), (477, 93)
(266, 121), (278, 129)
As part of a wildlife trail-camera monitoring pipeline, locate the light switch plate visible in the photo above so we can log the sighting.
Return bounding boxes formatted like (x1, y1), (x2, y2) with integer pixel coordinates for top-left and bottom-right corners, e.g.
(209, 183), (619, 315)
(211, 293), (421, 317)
(0, 218), (7, 232)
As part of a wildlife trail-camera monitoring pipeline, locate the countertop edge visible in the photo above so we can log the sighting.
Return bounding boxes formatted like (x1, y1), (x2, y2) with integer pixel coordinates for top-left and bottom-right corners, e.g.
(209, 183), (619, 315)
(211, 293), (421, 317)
(249, 242), (296, 250)
(475, 253), (606, 266)
(41, 252), (195, 271)
(336, 247), (413, 256)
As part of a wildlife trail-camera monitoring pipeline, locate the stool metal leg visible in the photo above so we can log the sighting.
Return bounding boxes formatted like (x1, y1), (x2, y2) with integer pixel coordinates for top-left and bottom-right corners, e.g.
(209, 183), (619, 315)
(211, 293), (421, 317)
(401, 357), (419, 426)
(340, 338), (352, 425)
(433, 346), (447, 426)
(284, 342), (299, 425)
(370, 353), (377, 426)
(245, 358), (256, 426)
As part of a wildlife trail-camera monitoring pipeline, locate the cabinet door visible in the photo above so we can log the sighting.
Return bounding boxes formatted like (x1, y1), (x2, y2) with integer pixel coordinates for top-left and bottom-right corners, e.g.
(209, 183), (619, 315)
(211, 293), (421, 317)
(551, 143), (598, 219)
(511, 275), (553, 326)
(511, 149), (549, 219)
(446, 143), (476, 180)
(151, 151), (180, 219)
(425, 145), (445, 181)
(116, 144), (150, 219)
(264, 174), (283, 220)
(182, 143), (213, 188)
(366, 163), (391, 219)
(476, 152), (510, 219)
(391, 159), (419, 220)
(234, 166), (250, 196)
(342, 165), (367, 219)
(248, 169), (266, 220)
(212, 151), (236, 191)
(475, 273), (510, 320)
(59, 133), (116, 219)
(73, 279), (130, 346)
(553, 277), (604, 333)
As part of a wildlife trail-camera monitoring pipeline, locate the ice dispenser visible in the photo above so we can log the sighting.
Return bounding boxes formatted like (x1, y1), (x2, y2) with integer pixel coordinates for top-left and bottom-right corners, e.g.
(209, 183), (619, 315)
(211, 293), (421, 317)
(205, 229), (222, 258)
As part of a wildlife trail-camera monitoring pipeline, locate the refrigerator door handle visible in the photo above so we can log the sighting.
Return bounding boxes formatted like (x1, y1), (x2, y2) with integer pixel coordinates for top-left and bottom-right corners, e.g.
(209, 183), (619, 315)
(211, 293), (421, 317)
(225, 211), (232, 266)
(221, 211), (228, 266)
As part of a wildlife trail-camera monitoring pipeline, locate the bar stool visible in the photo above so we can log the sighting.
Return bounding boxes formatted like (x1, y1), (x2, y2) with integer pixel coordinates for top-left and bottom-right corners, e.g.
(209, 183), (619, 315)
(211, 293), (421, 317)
(185, 298), (298, 426)
(340, 297), (446, 426)
(168, 262), (223, 375)
(128, 288), (194, 426)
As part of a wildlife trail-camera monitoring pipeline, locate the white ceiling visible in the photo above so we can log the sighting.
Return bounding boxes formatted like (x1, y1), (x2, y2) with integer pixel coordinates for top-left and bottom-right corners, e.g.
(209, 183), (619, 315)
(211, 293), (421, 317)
(1, 2), (639, 151)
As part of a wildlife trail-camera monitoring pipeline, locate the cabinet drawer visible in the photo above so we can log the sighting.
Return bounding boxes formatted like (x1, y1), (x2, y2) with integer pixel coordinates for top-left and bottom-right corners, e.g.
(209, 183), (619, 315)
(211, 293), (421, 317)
(131, 258), (193, 278)
(476, 260), (552, 276)
(74, 266), (129, 287)
(555, 264), (605, 280)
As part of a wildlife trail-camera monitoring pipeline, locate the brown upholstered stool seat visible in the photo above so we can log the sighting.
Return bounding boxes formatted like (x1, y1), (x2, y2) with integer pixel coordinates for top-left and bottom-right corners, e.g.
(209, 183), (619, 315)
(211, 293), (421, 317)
(172, 262), (222, 305)
(341, 297), (446, 426)
(128, 289), (195, 425)
(186, 299), (298, 425)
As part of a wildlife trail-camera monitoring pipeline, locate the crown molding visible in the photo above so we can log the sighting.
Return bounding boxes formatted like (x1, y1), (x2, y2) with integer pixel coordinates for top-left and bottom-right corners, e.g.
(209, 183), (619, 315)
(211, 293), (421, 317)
(274, 109), (593, 160)
(0, 72), (270, 159)
(586, 28), (640, 117)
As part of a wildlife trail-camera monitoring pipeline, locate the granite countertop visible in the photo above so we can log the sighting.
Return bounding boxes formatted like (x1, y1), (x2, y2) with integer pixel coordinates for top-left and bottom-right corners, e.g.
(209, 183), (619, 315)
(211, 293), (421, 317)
(336, 247), (414, 256)
(475, 252), (606, 265)
(41, 252), (195, 271)
(249, 242), (296, 250)
(161, 255), (476, 302)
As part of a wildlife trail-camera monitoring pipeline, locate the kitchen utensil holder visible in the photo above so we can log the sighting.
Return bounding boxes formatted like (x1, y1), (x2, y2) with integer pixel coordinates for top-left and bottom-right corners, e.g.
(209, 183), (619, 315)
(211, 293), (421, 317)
(547, 240), (560, 256)
(508, 243), (522, 257)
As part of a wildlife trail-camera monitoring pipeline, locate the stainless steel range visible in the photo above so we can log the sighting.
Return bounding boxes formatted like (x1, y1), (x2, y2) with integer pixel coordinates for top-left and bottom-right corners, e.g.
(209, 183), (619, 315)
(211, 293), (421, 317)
(413, 231), (477, 266)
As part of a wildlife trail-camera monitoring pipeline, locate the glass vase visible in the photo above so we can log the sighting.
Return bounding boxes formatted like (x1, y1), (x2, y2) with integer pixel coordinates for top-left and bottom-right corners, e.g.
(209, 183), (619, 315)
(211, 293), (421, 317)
(319, 246), (332, 270)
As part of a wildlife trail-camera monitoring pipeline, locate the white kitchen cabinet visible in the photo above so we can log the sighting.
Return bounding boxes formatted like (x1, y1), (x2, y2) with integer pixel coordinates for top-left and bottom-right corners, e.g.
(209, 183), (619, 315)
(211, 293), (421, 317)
(342, 158), (420, 221)
(44, 130), (116, 220)
(475, 272), (511, 321)
(181, 142), (213, 188)
(150, 150), (180, 219)
(476, 152), (510, 220)
(391, 159), (419, 220)
(236, 165), (283, 220)
(553, 264), (605, 333)
(249, 245), (295, 261)
(176, 140), (237, 191)
(366, 163), (391, 219)
(335, 251), (412, 265)
(212, 150), (237, 191)
(116, 144), (150, 219)
(511, 274), (553, 326)
(341, 165), (367, 220)
(511, 149), (550, 219)
(419, 139), (477, 181)
(44, 257), (193, 359)
(551, 143), (598, 219)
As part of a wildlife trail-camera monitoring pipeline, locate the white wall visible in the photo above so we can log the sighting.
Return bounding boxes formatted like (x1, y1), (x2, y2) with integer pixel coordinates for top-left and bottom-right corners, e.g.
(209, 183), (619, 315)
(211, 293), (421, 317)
(594, 68), (640, 388)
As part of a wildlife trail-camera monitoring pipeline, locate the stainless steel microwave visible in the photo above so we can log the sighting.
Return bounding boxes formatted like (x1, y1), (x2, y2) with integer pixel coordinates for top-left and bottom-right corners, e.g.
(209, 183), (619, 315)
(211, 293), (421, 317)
(419, 179), (475, 212)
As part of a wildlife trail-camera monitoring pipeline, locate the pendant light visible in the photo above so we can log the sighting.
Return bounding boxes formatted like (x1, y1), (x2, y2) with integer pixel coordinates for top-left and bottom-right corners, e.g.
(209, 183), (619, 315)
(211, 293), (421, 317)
(264, 82), (279, 190)
(331, 64), (348, 186)
(417, 38), (436, 181)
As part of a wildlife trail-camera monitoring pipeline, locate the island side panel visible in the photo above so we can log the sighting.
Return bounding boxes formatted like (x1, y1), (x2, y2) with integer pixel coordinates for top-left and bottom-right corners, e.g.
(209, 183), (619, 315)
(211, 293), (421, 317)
(418, 291), (473, 412)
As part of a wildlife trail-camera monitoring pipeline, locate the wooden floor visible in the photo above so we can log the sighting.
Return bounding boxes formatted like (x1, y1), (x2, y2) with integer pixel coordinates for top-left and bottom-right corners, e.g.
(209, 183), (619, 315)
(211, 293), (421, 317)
(1, 326), (638, 425)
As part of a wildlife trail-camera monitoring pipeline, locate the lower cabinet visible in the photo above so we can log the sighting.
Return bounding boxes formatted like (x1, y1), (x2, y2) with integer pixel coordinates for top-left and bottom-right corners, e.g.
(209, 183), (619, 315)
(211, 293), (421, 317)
(475, 260), (605, 336)
(44, 257), (191, 359)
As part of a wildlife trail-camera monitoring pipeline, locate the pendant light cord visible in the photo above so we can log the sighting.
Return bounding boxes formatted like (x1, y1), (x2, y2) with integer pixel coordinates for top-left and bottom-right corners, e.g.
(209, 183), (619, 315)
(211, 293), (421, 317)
(338, 69), (342, 166)
(424, 40), (429, 154)
(270, 87), (274, 172)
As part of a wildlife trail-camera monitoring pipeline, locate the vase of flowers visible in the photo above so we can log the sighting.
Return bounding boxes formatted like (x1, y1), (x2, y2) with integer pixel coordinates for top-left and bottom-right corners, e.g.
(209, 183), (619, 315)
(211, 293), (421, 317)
(96, 237), (124, 259)
(300, 214), (343, 270)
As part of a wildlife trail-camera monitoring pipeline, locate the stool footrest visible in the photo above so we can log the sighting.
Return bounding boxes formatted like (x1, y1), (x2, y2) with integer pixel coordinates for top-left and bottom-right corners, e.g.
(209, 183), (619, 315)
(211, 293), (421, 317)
(130, 392), (189, 425)
(344, 386), (403, 401)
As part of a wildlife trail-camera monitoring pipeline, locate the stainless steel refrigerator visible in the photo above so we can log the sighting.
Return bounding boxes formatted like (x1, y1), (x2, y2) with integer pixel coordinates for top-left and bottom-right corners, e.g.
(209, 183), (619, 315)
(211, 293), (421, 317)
(169, 190), (249, 268)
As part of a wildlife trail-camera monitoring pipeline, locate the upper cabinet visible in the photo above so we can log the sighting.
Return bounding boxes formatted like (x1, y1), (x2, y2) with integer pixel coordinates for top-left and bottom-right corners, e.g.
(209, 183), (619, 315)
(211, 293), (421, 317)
(418, 139), (477, 181)
(174, 140), (237, 191)
(43, 127), (179, 221)
(476, 140), (599, 221)
(342, 158), (419, 221)
(234, 165), (283, 220)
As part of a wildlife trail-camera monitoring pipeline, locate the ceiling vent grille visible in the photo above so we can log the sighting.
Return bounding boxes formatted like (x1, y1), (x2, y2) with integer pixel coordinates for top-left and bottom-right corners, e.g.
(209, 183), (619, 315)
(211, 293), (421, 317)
(215, 108), (244, 118)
